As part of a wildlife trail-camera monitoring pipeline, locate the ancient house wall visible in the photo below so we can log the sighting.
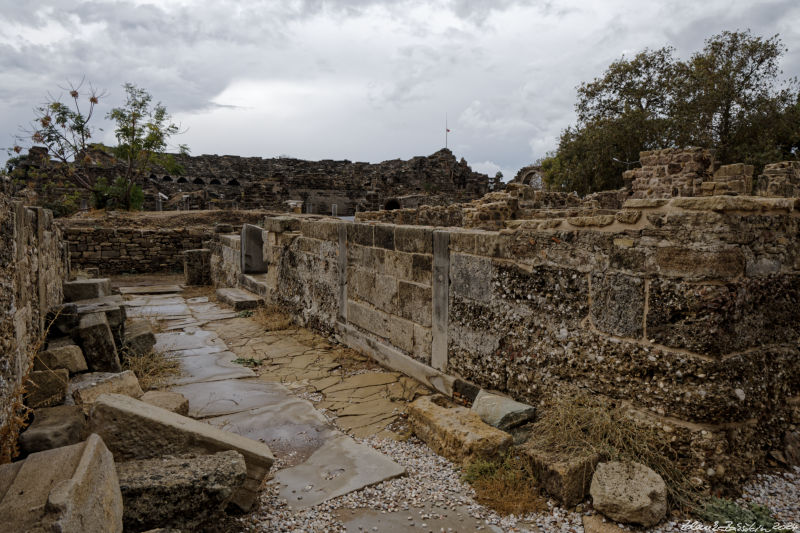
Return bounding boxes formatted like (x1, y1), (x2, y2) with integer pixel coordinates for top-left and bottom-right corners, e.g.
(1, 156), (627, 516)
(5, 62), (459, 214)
(60, 211), (270, 275)
(210, 195), (800, 490)
(0, 194), (65, 453)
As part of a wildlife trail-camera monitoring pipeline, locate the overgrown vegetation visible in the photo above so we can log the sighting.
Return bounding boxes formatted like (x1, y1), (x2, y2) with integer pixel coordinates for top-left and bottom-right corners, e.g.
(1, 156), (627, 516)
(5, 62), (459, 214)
(542, 30), (800, 194)
(462, 452), (546, 515)
(527, 392), (700, 511)
(699, 498), (784, 532)
(253, 304), (294, 331)
(122, 347), (180, 391)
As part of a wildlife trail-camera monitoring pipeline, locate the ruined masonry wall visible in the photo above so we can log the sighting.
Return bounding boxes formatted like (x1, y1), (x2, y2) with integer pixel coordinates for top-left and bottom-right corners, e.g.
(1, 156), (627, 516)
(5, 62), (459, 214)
(212, 195), (800, 491)
(0, 194), (65, 454)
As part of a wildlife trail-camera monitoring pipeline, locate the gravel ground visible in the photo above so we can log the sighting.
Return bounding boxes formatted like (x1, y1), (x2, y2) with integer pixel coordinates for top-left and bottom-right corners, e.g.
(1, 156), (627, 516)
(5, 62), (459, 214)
(237, 437), (800, 533)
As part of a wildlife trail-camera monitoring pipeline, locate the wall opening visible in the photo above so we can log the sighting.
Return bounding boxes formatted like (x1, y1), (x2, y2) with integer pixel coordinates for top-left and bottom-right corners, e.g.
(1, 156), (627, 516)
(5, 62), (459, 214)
(384, 198), (400, 210)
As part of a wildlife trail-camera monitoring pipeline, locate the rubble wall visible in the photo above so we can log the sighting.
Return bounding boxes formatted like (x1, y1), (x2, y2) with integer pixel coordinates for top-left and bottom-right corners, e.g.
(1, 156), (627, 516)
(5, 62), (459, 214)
(0, 193), (65, 456)
(211, 195), (800, 490)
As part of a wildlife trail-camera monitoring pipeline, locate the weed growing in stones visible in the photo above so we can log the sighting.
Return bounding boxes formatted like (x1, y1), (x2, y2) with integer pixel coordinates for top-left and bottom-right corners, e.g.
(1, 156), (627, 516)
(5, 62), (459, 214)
(699, 497), (785, 532)
(253, 304), (293, 331)
(122, 348), (180, 391)
(232, 357), (262, 368)
(462, 451), (546, 516)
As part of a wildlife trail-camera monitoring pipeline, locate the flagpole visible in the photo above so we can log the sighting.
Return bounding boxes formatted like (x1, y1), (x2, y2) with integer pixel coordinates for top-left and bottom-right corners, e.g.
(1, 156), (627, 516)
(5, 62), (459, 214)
(445, 113), (448, 149)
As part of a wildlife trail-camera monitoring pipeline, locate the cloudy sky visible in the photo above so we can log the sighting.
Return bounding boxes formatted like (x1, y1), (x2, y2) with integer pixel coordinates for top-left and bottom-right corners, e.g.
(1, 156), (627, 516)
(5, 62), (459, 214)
(1, 0), (799, 179)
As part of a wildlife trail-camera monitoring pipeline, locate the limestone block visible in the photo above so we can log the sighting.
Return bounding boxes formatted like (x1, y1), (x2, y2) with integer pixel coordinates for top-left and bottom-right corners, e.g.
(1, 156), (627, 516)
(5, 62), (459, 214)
(654, 247), (744, 279)
(46, 303), (80, 337)
(70, 371), (144, 406)
(566, 215), (615, 227)
(374, 224), (395, 249)
(123, 319), (156, 356)
(614, 210), (641, 224)
(19, 405), (87, 456)
(347, 300), (414, 353)
(241, 224), (268, 274)
(183, 248), (211, 286)
(76, 311), (121, 372)
(63, 278), (111, 302)
(35, 343), (88, 374)
(407, 395), (512, 464)
(0, 434), (123, 533)
(347, 223), (375, 247)
(583, 515), (629, 533)
(216, 287), (264, 311)
(450, 253), (492, 301)
(264, 215), (301, 234)
(470, 390), (536, 431)
(394, 226), (434, 254)
(590, 272), (645, 338)
(88, 394), (274, 511)
(26, 369), (69, 408)
(117, 451), (246, 532)
(521, 445), (600, 507)
(141, 390), (189, 415)
(590, 461), (667, 526)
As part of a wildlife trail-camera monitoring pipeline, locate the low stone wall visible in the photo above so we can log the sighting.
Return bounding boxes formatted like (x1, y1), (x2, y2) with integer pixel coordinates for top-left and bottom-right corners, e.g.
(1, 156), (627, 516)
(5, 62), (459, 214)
(0, 193), (65, 457)
(60, 211), (270, 275)
(211, 194), (800, 492)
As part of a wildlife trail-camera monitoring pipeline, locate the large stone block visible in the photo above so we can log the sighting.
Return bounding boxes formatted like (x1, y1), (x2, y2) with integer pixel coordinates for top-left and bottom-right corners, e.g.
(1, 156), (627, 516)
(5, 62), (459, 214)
(407, 395), (512, 464)
(394, 226), (433, 254)
(76, 311), (122, 372)
(19, 405), (87, 456)
(241, 224), (268, 274)
(35, 343), (88, 374)
(87, 394), (274, 511)
(70, 371), (144, 406)
(471, 390), (536, 431)
(117, 451), (246, 532)
(63, 278), (111, 302)
(521, 445), (600, 507)
(347, 300), (414, 353)
(216, 287), (264, 310)
(123, 319), (156, 357)
(26, 369), (69, 409)
(140, 391), (189, 415)
(590, 461), (667, 527)
(0, 434), (123, 533)
(450, 253), (493, 301)
(398, 280), (432, 327)
(655, 247), (744, 279)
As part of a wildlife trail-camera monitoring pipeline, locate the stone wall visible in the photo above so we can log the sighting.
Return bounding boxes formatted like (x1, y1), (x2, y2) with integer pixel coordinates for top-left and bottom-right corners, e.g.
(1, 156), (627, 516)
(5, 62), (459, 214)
(211, 194), (800, 492)
(755, 161), (800, 198)
(12, 147), (490, 216)
(0, 193), (65, 456)
(60, 211), (270, 275)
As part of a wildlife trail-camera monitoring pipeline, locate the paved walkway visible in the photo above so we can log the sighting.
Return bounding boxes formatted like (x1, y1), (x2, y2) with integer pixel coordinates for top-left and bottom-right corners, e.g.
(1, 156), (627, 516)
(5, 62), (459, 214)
(117, 276), (412, 510)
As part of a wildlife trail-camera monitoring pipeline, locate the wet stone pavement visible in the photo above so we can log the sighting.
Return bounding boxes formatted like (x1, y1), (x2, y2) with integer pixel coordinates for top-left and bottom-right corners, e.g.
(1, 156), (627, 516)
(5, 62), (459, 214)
(114, 275), (505, 532)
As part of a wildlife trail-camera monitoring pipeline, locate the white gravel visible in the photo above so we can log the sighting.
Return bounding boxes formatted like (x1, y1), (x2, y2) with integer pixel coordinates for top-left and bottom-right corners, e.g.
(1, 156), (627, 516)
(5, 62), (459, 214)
(237, 439), (800, 533)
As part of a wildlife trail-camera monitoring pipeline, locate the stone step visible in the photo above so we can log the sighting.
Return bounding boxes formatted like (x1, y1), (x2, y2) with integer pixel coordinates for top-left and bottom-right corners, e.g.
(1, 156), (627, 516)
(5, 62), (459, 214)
(0, 434), (123, 532)
(241, 274), (270, 297)
(216, 287), (264, 311)
(62, 278), (112, 302)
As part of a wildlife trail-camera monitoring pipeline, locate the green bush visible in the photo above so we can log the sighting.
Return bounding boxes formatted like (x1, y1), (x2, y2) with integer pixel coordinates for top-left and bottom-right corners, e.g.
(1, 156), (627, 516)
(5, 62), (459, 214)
(699, 497), (783, 532)
(91, 176), (143, 210)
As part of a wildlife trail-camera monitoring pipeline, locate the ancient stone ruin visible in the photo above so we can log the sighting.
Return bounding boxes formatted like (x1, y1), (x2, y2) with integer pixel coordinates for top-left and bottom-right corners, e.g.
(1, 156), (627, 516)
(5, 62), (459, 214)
(1, 147), (799, 530)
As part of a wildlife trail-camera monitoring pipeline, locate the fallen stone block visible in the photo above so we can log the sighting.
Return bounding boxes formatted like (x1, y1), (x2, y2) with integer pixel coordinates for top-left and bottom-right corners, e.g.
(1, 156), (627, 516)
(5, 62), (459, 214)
(70, 371), (144, 406)
(35, 343), (88, 374)
(590, 461), (667, 527)
(0, 434), (123, 533)
(19, 405), (87, 456)
(521, 445), (600, 507)
(117, 450), (246, 532)
(141, 390), (189, 416)
(407, 395), (512, 464)
(25, 369), (69, 409)
(124, 319), (156, 357)
(74, 295), (127, 348)
(63, 278), (112, 302)
(471, 390), (536, 430)
(88, 393), (274, 511)
(76, 311), (121, 372)
(215, 287), (264, 311)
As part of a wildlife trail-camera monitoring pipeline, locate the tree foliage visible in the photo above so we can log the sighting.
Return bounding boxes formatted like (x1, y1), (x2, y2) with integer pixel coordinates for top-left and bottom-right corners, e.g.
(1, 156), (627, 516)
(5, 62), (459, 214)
(543, 30), (800, 194)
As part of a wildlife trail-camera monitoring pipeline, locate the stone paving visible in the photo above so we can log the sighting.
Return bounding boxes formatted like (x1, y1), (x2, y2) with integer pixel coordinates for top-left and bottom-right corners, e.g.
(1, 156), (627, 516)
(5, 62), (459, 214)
(114, 275), (420, 512)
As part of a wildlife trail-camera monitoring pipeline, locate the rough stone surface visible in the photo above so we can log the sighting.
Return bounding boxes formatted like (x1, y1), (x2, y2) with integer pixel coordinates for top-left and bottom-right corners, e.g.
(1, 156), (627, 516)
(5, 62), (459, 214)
(18, 405), (86, 456)
(116, 450), (247, 532)
(76, 311), (121, 372)
(0, 434), (123, 533)
(407, 395), (512, 464)
(63, 278), (111, 302)
(184, 248), (211, 286)
(470, 389), (536, 430)
(88, 393), (274, 511)
(35, 343), (88, 374)
(26, 369), (69, 408)
(70, 371), (144, 406)
(521, 445), (600, 508)
(140, 390), (189, 415)
(216, 287), (264, 310)
(590, 461), (668, 526)
(123, 319), (156, 357)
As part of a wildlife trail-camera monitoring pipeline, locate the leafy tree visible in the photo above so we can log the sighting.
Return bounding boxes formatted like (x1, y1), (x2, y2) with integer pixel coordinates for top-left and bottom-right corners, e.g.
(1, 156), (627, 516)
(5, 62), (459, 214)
(106, 83), (187, 209)
(543, 30), (800, 194)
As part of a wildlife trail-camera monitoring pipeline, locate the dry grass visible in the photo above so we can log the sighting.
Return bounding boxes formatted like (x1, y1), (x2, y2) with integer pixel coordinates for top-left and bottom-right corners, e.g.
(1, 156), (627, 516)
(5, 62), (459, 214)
(253, 304), (294, 331)
(122, 348), (181, 391)
(462, 452), (547, 516)
(526, 391), (700, 511)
